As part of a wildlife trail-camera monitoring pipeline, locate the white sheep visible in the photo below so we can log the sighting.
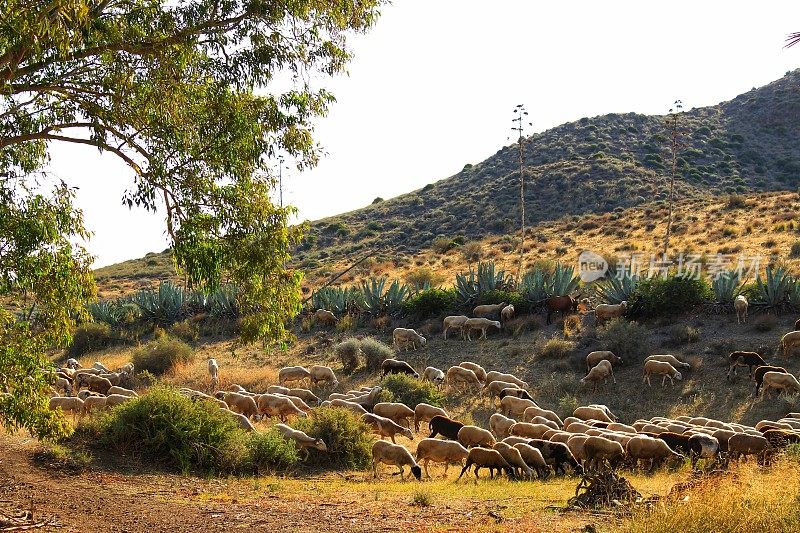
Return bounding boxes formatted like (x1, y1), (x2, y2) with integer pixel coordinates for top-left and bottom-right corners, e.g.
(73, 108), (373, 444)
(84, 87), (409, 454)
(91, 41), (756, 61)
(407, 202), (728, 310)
(643, 360), (683, 387)
(585, 351), (622, 372)
(493, 442), (533, 479)
(373, 402), (415, 429)
(278, 366), (311, 386)
(287, 388), (320, 406)
(107, 386), (137, 397)
(573, 406), (614, 423)
(458, 361), (487, 382)
(49, 396), (84, 417)
(580, 360), (613, 391)
(415, 438), (469, 478)
(208, 359), (219, 388)
(82, 395), (108, 414)
(256, 393), (306, 421)
(509, 422), (552, 440)
(309, 365), (338, 387)
(105, 394), (134, 408)
(372, 440), (421, 480)
(314, 309), (338, 326)
(445, 366), (481, 391)
(594, 301), (627, 323)
(442, 315), (469, 339)
(522, 406), (563, 428)
(645, 354), (691, 370)
(421, 366), (445, 385)
(500, 304), (515, 322)
(781, 330), (800, 356)
(392, 328), (426, 351)
(362, 413), (414, 443)
(463, 317), (501, 340)
(484, 371), (528, 389)
(457, 425), (497, 448)
(734, 295), (748, 324)
(413, 403), (448, 432)
(489, 413), (517, 438)
(275, 423), (328, 458)
(216, 391), (260, 418)
(473, 302), (507, 319)
(499, 395), (537, 418)
(762, 371), (800, 398)
(329, 398), (368, 415)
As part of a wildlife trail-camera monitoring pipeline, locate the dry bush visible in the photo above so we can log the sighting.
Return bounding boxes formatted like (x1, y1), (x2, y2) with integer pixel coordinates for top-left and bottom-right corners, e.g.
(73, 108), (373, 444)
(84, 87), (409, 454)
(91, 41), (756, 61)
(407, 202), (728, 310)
(537, 336), (576, 359)
(753, 314), (777, 332)
(563, 315), (582, 338)
(370, 315), (392, 332)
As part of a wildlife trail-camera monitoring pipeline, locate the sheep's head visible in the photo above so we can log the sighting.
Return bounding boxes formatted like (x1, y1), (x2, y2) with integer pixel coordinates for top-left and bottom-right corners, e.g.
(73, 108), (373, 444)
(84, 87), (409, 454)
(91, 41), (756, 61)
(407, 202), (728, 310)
(494, 321), (502, 329)
(410, 465), (422, 480)
(401, 427), (414, 440)
(313, 439), (328, 452)
(419, 336), (427, 346)
(674, 371), (683, 381)
(214, 391), (225, 400)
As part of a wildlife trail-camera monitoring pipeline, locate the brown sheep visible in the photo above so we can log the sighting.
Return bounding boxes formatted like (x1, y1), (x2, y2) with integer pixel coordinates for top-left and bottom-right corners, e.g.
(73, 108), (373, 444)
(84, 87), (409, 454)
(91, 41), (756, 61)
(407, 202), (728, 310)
(457, 447), (515, 480)
(544, 295), (578, 324)
(781, 330), (800, 356)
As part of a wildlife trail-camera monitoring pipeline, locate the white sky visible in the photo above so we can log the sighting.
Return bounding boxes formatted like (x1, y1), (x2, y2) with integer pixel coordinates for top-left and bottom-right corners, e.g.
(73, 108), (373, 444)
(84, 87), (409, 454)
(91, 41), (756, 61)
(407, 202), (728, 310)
(45, 1), (800, 268)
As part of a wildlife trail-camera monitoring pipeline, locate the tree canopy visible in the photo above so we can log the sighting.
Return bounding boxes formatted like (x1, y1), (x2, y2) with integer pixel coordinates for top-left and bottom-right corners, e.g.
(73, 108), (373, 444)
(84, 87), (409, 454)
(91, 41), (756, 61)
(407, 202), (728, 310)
(0, 0), (382, 439)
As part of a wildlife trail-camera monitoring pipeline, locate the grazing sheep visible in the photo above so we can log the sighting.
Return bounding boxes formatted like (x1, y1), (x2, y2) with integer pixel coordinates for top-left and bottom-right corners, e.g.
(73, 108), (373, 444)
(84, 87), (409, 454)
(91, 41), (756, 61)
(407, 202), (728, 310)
(606, 422), (637, 434)
(107, 386), (137, 397)
(583, 436), (625, 471)
(373, 402), (415, 429)
(645, 354), (691, 370)
(754, 365), (788, 396)
(473, 302), (507, 319)
(276, 394), (313, 413)
(711, 429), (735, 454)
(267, 385), (291, 395)
(522, 406), (563, 428)
(105, 394), (133, 408)
(527, 416), (559, 431)
(221, 408), (256, 432)
(500, 396), (538, 418)
(594, 301), (627, 323)
(457, 447), (515, 480)
(49, 396), (84, 416)
(414, 403), (448, 432)
(347, 386), (383, 411)
(501, 304), (515, 322)
(278, 366), (311, 386)
(208, 359), (219, 388)
(643, 360), (682, 387)
(489, 413), (517, 439)
(287, 388), (320, 406)
(580, 361), (613, 391)
(392, 328), (427, 351)
(446, 366), (481, 391)
(727, 433), (770, 462)
(513, 443), (550, 478)
(330, 398), (368, 415)
(509, 422), (552, 440)
(256, 393), (307, 421)
(442, 315), (469, 340)
(626, 436), (683, 471)
(82, 395), (108, 414)
(493, 442), (533, 479)
(275, 423), (327, 458)
(687, 434), (719, 467)
(428, 415), (465, 441)
(309, 365), (338, 387)
(734, 295), (748, 324)
(93, 361), (111, 373)
(484, 371), (528, 389)
(372, 440), (421, 480)
(761, 429), (800, 449)
(498, 388), (535, 404)
(421, 366), (445, 385)
(585, 351), (622, 372)
(457, 425), (496, 448)
(118, 362), (134, 375)
(229, 384), (247, 393)
(762, 371), (800, 398)
(314, 309), (338, 326)
(362, 413), (414, 443)
(543, 295), (578, 325)
(458, 362), (487, 382)
(217, 391), (260, 419)
(781, 330), (800, 356)
(415, 438), (470, 478)
(527, 439), (583, 475)
(482, 380), (519, 400)
(573, 406), (614, 424)
(53, 377), (72, 396)
(463, 317), (502, 340)
(85, 375), (113, 395)
(727, 351), (767, 381)
(65, 358), (81, 370)
(381, 359), (419, 378)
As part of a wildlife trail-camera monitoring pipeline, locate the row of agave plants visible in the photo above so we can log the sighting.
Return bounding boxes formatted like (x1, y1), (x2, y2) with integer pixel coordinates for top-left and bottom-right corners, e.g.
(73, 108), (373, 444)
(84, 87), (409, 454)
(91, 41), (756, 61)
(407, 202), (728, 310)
(88, 282), (239, 328)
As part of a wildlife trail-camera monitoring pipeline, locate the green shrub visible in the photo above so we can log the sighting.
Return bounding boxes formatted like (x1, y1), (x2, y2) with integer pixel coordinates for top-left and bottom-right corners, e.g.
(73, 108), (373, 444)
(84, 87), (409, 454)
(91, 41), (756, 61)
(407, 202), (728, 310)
(380, 373), (443, 408)
(410, 489), (433, 507)
(334, 337), (360, 373)
(294, 407), (373, 470)
(169, 320), (198, 342)
(401, 288), (458, 318)
(629, 276), (712, 318)
(404, 267), (446, 290)
(67, 322), (114, 358)
(360, 337), (394, 371)
(558, 394), (579, 419)
(538, 337), (576, 359)
(474, 290), (522, 308)
(335, 314), (356, 332)
(131, 335), (194, 375)
(596, 318), (651, 362)
(247, 428), (300, 474)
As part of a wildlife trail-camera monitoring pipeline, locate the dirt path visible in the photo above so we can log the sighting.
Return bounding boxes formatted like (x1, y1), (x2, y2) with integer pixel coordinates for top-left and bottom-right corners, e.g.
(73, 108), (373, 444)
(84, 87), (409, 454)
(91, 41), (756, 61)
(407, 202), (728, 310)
(0, 435), (591, 533)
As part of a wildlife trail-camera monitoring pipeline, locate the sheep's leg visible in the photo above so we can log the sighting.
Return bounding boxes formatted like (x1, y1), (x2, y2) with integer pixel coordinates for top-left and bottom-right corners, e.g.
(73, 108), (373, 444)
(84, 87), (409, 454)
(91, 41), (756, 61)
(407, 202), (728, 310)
(373, 461), (379, 478)
(443, 462), (449, 477)
(397, 466), (405, 480)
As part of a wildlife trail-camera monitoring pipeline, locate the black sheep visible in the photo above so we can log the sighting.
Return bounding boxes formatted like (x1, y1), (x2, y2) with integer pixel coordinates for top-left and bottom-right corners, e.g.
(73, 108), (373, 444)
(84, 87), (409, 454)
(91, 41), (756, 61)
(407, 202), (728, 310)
(527, 439), (583, 475)
(381, 358), (419, 378)
(754, 365), (787, 396)
(654, 431), (692, 454)
(727, 351), (767, 381)
(498, 388), (535, 402)
(428, 415), (464, 441)
(762, 428), (800, 449)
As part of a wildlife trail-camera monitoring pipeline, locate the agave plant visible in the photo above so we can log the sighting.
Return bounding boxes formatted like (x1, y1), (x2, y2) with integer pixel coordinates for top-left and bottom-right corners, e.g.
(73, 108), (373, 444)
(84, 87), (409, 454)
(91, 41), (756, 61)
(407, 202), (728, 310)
(311, 286), (361, 315)
(711, 270), (741, 305)
(208, 285), (239, 318)
(755, 266), (792, 307)
(520, 269), (548, 305)
(131, 281), (187, 326)
(359, 278), (409, 315)
(549, 262), (580, 297)
(595, 273), (639, 304)
(786, 279), (800, 310)
(455, 261), (514, 305)
(88, 301), (126, 326)
(455, 269), (480, 305)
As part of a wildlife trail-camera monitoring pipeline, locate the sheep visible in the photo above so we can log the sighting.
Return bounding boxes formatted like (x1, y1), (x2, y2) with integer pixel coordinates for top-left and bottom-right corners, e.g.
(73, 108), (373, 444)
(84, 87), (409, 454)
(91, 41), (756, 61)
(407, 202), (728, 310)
(509, 422), (552, 440)
(527, 439), (582, 475)
(457, 425), (496, 448)
(513, 443), (550, 478)
(287, 388), (321, 406)
(583, 436), (626, 471)
(626, 436), (683, 471)
(314, 309), (338, 327)
(580, 361), (613, 392)
(500, 396), (538, 418)
(229, 384), (247, 393)
(373, 402), (415, 429)
(86, 375), (113, 395)
(585, 350), (622, 372)
(606, 422), (637, 434)
(217, 391), (260, 419)
(528, 417), (559, 431)
(457, 447), (515, 480)
(463, 317), (501, 340)
(93, 361), (111, 373)
(329, 398), (368, 415)
(381, 359), (419, 378)
(727, 433), (770, 462)
(415, 438), (470, 478)
(278, 366), (311, 387)
(501, 436), (531, 446)
(82, 395), (108, 414)
(275, 423), (327, 458)
(118, 362), (134, 375)
(762, 371), (800, 398)
(446, 366), (481, 391)
(473, 302), (507, 319)
(493, 442), (533, 479)
(761, 429), (800, 449)
(687, 434), (719, 468)
(566, 434), (590, 464)
(309, 365), (338, 388)
(458, 362), (487, 382)
(65, 358), (81, 370)
(573, 406), (614, 424)
(392, 328), (426, 351)
(498, 388), (535, 403)
(484, 371), (528, 389)
(482, 380), (519, 400)
(754, 365), (788, 396)
(781, 330), (800, 356)
(711, 429), (735, 454)
(256, 393), (306, 421)
(489, 413), (517, 439)
(522, 406), (563, 428)
(348, 386), (383, 411)
(362, 413), (414, 443)
(220, 408), (255, 432)
(267, 385), (291, 395)
(643, 360), (682, 387)
(565, 421), (593, 434)
(208, 358), (219, 388)
(104, 394), (133, 408)
(107, 386), (137, 397)
(53, 377), (72, 396)
(501, 304), (515, 322)
(734, 295), (748, 324)
(594, 301), (627, 323)
(727, 351), (767, 381)
(543, 295), (578, 324)
(645, 354), (691, 370)
(76, 390), (103, 401)
(49, 396), (84, 416)
(421, 366), (445, 385)
(414, 403), (448, 432)
(276, 394), (313, 413)
(98, 372), (122, 386)
(442, 315), (469, 340)
(371, 440), (421, 480)
(428, 415), (464, 441)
